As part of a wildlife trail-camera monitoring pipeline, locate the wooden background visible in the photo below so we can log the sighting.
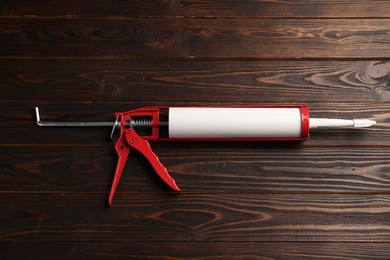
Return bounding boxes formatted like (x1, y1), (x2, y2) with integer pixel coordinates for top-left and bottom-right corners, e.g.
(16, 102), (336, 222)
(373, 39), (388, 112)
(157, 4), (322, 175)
(1, 1), (390, 259)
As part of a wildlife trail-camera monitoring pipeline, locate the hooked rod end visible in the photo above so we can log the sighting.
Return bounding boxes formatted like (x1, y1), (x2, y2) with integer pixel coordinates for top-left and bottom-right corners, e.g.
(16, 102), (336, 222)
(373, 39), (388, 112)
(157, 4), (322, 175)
(35, 107), (43, 126)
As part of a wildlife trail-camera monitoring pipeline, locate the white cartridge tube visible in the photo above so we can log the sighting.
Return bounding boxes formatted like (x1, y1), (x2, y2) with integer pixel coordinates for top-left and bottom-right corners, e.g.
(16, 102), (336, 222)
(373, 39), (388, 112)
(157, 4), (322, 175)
(168, 107), (304, 138)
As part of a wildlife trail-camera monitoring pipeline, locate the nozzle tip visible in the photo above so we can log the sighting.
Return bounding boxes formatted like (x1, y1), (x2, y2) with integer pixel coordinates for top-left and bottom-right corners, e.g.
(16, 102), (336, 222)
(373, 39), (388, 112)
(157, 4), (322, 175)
(353, 119), (376, 128)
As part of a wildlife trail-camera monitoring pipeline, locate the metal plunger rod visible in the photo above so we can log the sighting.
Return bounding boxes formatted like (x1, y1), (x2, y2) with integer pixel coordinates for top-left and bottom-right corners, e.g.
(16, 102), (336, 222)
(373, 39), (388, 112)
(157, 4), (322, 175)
(35, 107), (115, 127)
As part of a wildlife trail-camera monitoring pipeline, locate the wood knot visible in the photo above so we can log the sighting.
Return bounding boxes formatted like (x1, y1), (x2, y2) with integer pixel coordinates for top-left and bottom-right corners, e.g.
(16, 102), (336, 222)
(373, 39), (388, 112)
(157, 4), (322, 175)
(366, 62), (390, 79)
(103, 84), (115, 93)
(150, 209), (220, 229)
(166, 0), (186, 8)
(69, 160), (103, 174)
(146, 39), (175, 50)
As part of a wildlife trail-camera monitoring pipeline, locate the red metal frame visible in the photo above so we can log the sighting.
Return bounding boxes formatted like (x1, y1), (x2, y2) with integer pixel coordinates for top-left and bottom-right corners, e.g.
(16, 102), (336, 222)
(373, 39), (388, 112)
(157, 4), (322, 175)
(114, 106), (160, 140)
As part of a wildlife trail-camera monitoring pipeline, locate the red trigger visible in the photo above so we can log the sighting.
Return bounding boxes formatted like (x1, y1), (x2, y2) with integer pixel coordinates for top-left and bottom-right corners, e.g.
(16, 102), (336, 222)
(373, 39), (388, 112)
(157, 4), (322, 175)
(108, 130), (130, 207)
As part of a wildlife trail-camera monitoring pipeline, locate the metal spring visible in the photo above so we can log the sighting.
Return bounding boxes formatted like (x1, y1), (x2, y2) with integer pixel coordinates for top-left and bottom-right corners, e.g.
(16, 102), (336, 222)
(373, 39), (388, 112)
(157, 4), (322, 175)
(129, 118), (153, 128)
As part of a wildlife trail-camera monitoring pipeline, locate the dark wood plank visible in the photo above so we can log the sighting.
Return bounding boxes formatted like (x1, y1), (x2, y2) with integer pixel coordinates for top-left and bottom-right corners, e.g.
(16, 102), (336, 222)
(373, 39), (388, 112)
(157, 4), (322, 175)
(1, 241), (389, 259)
(1, 146), (389, 193)
(0, 193), (389, 242)
(1, 1), (390, 18)
(2, 60), (390, 102)
(2, 18), (390, 58)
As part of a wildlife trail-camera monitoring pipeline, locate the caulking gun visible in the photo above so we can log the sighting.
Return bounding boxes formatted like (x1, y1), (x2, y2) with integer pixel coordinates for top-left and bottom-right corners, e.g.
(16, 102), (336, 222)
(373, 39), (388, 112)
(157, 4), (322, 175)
(34, 105), (376, 206)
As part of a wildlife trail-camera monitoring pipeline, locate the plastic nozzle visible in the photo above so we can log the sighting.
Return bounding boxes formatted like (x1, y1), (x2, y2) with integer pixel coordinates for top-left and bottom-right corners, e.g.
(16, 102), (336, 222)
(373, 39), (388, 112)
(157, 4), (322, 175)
(309, 118), (376, 129)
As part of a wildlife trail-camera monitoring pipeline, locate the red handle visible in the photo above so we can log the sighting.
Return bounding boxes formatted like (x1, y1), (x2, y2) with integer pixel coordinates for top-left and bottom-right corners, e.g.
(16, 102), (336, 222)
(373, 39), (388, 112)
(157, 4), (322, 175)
(108, 112), (180, 207)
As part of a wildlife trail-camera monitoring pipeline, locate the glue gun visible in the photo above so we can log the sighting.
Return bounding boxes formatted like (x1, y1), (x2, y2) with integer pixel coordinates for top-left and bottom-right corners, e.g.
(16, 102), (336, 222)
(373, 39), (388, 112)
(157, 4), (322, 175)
(34, 105), (376, 206)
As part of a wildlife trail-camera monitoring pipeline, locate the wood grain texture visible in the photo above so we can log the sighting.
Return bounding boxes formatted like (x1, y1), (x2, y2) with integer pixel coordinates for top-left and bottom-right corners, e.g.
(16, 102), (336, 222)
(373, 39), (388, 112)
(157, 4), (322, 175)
(1, 193), (389, 242)
(1, 60), (390, 102)
(1, 0), (390, 18)
(1, 146), (389, 193)
(1, 241), (389, 259)
(2, 18), (390, 59)
(2, 0), (389, 258)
